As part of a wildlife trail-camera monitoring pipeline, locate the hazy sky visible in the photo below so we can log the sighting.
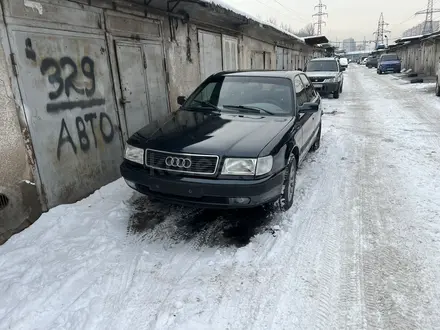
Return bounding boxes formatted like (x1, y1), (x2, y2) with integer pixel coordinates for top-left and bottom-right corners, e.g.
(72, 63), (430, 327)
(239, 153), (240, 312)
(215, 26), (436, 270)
(223, 0), (430, 44)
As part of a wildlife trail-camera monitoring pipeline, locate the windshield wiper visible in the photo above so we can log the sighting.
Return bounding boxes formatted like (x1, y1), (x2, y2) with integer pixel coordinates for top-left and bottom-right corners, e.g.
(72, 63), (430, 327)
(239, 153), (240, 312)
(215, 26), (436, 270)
(223, 105), (274, 115)
(189, 100), (221, 111)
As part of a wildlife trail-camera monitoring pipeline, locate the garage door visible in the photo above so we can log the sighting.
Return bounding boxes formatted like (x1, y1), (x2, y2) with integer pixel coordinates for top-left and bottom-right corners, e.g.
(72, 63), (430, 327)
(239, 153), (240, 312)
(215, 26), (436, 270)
(7, 27), (122, 208)
(115, 40), (169, 137)
(222, 36), (238, 70)
(198, 30), (222, 80)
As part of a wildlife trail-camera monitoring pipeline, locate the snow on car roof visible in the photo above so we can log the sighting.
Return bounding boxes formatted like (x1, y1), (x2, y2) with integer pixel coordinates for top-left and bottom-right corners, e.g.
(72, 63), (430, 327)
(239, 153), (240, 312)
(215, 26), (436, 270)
(199, 0), (304, 43)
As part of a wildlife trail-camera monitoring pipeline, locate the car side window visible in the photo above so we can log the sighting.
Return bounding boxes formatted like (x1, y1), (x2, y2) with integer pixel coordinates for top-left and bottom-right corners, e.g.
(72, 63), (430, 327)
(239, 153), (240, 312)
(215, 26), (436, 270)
(194, 82), (216, 103)
(294, 76), (307, 108)
(299, 74), (316, 101)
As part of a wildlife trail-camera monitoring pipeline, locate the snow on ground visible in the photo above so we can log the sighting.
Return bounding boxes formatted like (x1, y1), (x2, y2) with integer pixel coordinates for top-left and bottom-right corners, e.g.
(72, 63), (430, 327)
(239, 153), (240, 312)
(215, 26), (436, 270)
(2, 65), (440, 329)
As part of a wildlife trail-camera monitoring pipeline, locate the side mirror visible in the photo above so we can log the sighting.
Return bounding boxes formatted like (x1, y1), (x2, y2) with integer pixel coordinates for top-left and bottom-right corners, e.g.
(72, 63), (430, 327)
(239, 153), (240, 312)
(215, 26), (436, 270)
(298, 102), (319, 113)
(177, 96), (186, 105)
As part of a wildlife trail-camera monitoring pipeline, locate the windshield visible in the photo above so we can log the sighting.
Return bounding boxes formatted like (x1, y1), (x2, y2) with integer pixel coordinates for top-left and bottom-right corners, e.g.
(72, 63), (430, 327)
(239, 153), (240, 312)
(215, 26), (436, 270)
(184, 76), (293, 115)
(305, 60), (338, 72)
(381, 54), (398, 61)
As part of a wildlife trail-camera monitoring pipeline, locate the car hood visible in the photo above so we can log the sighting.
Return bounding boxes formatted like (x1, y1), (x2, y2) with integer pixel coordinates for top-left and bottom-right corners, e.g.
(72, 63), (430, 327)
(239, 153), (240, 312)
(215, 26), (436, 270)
(380, 60), (401, 65)
(305, 71), (338, 78)
(128, 110), (292, 158)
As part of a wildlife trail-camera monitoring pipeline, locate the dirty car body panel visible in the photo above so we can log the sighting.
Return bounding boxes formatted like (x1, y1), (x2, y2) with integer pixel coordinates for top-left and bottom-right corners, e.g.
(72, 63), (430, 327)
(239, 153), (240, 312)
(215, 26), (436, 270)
(120, 71), (322, 209)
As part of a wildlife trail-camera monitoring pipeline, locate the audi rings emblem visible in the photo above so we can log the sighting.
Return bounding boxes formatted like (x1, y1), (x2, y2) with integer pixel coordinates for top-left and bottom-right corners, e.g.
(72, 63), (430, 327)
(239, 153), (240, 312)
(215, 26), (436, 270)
(165, 156), (192, 168)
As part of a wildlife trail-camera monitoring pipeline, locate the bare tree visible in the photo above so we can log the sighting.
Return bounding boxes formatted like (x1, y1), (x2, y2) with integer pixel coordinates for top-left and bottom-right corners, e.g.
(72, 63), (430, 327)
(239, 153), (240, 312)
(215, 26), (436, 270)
(295, 23), (315, 37)
(267, 17), (278, 26)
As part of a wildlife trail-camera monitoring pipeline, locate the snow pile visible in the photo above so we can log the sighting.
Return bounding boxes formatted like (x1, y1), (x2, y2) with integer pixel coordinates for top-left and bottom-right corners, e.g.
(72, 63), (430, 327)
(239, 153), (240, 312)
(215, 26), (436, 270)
(200, 0), (303, 42)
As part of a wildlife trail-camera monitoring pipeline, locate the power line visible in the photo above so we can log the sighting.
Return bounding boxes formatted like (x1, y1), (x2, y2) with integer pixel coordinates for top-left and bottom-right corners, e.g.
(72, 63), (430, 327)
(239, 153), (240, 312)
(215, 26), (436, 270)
(415, 0), (440, 34)
(253, 0), (310, 26)
(271, 0), (309, 22)
(312, 0), (328, 35)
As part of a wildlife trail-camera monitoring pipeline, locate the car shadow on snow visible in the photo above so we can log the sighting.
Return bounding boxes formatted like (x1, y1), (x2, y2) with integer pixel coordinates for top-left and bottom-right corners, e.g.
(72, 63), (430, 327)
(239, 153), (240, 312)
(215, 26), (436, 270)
(126, 195), (280, 248)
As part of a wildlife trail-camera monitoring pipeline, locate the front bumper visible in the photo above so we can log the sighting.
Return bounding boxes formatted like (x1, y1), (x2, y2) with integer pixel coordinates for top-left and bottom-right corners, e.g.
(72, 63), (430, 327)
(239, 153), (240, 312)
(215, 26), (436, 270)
(120, 161), (285, 208)
(378, 65), (401, 72)
(312, 81), (339, 94)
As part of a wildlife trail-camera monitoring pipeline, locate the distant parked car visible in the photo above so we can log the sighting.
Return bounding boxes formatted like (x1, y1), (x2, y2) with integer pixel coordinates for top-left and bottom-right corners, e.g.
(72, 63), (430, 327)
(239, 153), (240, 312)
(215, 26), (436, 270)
(377, 53), (401, 74)
(121, 70), (323, 211)
(362, 58), (368, 65)
(304, 57), (344, 99)
(339, 57), (348, 69)
(366, 56), (378, 68)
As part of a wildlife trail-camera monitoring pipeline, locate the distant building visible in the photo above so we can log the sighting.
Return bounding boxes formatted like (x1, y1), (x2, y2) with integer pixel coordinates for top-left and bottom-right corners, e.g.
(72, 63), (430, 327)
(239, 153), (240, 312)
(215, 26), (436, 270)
(402, 21), (440, 37)
(342, 38), (356, 52)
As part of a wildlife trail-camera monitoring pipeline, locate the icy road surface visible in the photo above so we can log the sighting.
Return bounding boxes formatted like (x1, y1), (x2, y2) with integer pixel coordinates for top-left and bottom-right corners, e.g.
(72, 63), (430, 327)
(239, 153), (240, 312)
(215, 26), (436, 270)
(2, 66), (440, 330)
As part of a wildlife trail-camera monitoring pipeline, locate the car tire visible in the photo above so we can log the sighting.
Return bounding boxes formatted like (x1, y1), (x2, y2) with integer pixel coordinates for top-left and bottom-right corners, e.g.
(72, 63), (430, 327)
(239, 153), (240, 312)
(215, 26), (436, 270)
(277, 154), (297, 212)
(436, 78), (440, 96)
(310, 123), (321, 152)
(333, 89), (340, 99)
(377, 70), (382, 74)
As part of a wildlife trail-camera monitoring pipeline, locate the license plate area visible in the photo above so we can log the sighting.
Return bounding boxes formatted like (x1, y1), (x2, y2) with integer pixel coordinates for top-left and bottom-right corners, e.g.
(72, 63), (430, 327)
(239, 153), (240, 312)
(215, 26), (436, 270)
(314, 83), (323, 88)
(149, 181), (203, 198)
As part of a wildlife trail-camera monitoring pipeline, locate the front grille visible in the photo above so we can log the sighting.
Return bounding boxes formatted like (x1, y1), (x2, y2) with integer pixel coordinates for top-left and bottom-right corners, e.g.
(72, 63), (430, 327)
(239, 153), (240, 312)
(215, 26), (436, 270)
(311, 78), (325, 82)
(145, 149), (219, 175)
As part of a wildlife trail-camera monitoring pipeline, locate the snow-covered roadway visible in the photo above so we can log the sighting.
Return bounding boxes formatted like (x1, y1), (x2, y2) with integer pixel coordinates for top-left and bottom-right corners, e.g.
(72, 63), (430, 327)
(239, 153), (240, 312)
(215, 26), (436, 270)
(1, 66), (440, 330)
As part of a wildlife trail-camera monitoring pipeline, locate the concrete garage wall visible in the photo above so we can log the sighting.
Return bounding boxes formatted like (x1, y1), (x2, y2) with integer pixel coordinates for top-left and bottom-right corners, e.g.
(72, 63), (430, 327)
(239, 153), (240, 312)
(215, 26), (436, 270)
(422, 42), (436, 76)
(0, 9), (41, 244)
(165, 23), (200, 110)
(397, 44), (420, 72)
(242, 35), (275, 70)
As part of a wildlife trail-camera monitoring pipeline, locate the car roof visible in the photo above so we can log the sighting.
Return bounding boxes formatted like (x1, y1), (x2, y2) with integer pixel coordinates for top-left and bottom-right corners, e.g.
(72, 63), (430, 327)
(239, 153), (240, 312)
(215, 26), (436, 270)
(309, 57), (337, 61)
(212, 70), (302, 79)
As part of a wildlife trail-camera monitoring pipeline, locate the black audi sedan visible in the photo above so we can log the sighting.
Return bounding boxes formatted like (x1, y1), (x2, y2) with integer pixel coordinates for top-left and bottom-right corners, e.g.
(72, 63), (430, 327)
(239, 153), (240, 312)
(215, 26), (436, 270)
(120, 71), (322, 211)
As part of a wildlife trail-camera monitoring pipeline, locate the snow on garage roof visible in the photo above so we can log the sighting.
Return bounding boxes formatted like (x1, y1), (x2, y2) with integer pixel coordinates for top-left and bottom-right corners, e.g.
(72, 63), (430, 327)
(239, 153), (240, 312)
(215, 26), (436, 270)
(199, 0), (305, 43)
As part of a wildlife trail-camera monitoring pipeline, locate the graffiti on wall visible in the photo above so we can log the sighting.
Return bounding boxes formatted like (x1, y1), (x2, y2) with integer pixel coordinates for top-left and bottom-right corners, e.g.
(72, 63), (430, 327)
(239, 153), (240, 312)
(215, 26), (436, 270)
(25, 38), (115, 160)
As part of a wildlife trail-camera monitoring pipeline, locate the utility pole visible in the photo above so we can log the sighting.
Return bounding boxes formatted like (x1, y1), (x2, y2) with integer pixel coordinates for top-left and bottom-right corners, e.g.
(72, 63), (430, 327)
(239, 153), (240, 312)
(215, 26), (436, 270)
(415, 0), (440, 35)
(373, 13), (390, 49)
(313, 0), (328, 35)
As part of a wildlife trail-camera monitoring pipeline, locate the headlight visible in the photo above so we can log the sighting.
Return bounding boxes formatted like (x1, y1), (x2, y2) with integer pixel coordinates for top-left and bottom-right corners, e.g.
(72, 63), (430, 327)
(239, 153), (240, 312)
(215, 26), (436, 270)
(221, 156), (273, 176)
(124, 144), (144, 164)
(323, 77), (336, 82)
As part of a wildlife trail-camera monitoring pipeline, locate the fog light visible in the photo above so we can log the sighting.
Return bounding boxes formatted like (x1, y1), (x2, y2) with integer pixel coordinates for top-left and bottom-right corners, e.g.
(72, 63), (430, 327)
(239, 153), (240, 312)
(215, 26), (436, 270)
(229, 197), (251, 205)
(125, 179), (136, 189)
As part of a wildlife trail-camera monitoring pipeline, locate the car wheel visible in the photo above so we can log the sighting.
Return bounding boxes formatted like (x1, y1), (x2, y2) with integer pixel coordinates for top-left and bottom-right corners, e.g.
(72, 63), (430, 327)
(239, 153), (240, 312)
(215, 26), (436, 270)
(310, 123), (321, 152)
(277, 154), (297, 212)
(333, 89), (340, 99)
(436, 78), (440, 96)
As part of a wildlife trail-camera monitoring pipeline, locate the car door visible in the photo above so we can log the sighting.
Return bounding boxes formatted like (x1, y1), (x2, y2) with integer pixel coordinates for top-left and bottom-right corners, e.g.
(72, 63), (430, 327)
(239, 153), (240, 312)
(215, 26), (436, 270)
(300, 74), (320, 140)
(294, 75), (312, 163)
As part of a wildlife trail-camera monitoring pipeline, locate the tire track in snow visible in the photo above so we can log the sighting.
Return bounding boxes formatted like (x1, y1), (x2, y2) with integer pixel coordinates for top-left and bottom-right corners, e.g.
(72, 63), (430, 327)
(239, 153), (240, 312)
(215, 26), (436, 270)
(332, 70), (367, 330)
